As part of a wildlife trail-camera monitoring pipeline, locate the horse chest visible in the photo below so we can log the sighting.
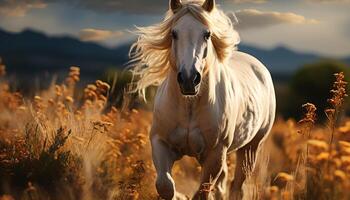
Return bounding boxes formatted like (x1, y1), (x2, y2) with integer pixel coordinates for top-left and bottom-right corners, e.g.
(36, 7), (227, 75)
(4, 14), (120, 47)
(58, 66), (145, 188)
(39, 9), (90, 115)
(166, 106), (219, 157)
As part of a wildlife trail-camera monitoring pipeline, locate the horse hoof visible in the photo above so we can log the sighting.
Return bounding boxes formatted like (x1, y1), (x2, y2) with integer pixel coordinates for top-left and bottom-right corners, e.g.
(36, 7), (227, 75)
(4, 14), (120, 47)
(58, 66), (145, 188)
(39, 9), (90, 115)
(156, 176), (175, 200)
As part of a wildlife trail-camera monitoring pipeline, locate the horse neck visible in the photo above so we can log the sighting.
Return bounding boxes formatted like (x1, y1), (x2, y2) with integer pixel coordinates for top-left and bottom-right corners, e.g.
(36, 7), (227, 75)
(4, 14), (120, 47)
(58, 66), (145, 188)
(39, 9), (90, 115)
(206, 56), (229, 105)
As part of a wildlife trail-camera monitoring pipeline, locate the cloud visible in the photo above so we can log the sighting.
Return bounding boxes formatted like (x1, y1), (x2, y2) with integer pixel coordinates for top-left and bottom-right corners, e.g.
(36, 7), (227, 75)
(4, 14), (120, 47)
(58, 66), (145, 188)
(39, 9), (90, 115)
(70, 0), (210, 14)
(230, 9), (320, 30)
(0, 0), (167, 16)
(78, 28), (124, 42)
(228, 0), (268, 3)
(306, 0), (350, 3)
(0, 0), (47, 17)
(63, 0), (167, 14)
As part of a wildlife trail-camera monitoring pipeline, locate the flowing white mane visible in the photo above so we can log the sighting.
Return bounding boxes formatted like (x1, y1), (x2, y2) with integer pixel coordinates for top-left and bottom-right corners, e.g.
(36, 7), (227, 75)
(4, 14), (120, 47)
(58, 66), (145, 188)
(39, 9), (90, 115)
(129, 1), (240, 98)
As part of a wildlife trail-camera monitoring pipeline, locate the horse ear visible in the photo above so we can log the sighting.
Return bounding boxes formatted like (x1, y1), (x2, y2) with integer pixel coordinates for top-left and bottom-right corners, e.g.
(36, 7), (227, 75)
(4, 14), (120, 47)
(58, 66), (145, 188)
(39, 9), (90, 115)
(202, 0), (215, 12)
(170, 0), (182, 13)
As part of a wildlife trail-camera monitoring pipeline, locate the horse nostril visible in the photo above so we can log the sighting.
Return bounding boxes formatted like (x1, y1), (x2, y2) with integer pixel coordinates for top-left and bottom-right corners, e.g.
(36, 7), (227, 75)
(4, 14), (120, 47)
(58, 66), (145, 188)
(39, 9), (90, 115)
(177, 72), (184, 85)
(193, 72), (201, 86)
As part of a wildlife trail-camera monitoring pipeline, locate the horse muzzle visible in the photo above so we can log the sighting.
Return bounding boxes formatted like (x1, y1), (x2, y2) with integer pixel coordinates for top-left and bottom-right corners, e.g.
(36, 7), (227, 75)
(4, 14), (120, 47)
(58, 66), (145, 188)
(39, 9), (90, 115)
(177, 70), (201, 96)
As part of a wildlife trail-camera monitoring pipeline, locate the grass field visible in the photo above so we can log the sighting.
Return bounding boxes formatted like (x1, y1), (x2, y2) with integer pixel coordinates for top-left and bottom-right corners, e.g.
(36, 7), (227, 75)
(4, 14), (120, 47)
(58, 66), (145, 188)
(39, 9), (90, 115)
(0, 64), (349, 200)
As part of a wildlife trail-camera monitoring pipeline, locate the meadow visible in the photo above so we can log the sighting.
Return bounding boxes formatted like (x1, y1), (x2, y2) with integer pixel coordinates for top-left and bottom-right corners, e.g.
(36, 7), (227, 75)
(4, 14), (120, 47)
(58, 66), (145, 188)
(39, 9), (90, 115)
(0, 60), (349, 200)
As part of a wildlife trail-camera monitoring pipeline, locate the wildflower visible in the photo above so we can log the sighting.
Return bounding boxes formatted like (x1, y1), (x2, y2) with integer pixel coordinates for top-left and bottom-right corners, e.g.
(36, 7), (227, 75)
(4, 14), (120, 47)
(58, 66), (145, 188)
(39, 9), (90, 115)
(340, 156), (350, 166)
(273, 172), (294, 190)
(333, 158), (342, 168)
(92, 120), (113, 132)
(298, 103), (317, 136)
(327, 72), (348, 110)
(339, 140), (350, 149)
(98, 94), (107, 102)
(299, 103), (317, 125)
(269, 186), (279, 193)
(316, 152), (330, 162)
(96, 80), (110, 94)
(275, 172), (294, 182)
(65, 66), (80, 85)
(55, 85), (63, 97)
(325, 72), (348, 167)
(338, 121), (350, 133)
(325, 72), (348, 125)
(334, 170), (347, 181)
(307, 139), (329, 151)
(70, 66), (80, 72)
(84, 100), (92, 108)
(87, 84), (97, 91)
(34, 95), (44, 111)
(340, 147), (350, 155)
(65, 96), (74, 104)
(17, 106), (26, 111)
(34, 96), (42, 101)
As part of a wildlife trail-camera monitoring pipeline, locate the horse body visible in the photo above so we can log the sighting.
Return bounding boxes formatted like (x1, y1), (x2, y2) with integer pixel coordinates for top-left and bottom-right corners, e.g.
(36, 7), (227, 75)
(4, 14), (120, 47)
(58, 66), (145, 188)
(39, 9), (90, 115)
(151, 51), (275, 199)
(228, 51), (276, 151)
(153, 50), (275, 151)
(130, 1), (276, 199)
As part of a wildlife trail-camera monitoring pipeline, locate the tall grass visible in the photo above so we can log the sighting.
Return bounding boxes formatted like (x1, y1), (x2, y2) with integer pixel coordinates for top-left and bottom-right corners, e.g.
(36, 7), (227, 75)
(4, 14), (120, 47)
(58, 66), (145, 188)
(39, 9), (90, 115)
(0, 61), (349, 200)
(0, 65), (156, 199)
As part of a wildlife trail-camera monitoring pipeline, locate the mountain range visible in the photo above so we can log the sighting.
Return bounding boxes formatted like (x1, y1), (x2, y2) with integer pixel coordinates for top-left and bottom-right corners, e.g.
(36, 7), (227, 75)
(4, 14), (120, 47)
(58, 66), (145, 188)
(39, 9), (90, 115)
(0, 28), (349, 80)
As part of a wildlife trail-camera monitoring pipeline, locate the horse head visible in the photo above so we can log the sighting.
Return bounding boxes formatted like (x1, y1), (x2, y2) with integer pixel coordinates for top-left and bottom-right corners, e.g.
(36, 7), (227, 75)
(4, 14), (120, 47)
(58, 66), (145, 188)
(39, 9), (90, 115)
(170, 0), (215, 96)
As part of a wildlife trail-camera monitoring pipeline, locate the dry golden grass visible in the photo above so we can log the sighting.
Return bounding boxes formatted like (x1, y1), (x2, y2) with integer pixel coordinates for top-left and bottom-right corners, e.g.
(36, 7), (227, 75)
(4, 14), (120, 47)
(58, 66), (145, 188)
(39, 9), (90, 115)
(0, 66), (156, 200)
(0, 63), (349, 200)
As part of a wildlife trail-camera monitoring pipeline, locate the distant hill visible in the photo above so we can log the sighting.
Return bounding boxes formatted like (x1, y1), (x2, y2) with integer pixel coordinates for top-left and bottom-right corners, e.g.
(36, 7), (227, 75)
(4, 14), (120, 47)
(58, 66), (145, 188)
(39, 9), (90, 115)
(238, 45), (322, 74)
(0, 28), (349, 80)
(0, 29), (129, 77)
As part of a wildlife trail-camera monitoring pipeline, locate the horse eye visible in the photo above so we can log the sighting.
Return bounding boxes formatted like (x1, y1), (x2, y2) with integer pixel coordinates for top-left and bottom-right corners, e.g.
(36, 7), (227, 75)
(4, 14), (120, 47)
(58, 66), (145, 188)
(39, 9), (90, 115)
(204, 31), (211, 40)
(171, 30), (178, 40)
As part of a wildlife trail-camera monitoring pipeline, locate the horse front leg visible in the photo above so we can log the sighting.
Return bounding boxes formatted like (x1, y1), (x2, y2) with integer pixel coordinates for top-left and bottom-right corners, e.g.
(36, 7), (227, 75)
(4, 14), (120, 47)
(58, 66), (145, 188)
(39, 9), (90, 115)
(193, 145), (227, 200)
(151, 135), (179, 200)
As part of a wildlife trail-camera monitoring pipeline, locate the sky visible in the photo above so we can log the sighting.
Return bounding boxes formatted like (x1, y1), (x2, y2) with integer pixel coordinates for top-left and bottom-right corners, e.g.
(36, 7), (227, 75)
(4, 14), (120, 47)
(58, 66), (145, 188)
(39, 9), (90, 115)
(0, 0), (349, 57)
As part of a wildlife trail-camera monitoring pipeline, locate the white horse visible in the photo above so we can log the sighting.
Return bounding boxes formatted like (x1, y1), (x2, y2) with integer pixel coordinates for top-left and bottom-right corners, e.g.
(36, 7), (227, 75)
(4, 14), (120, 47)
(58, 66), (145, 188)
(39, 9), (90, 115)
(130, 0), (276, 199)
